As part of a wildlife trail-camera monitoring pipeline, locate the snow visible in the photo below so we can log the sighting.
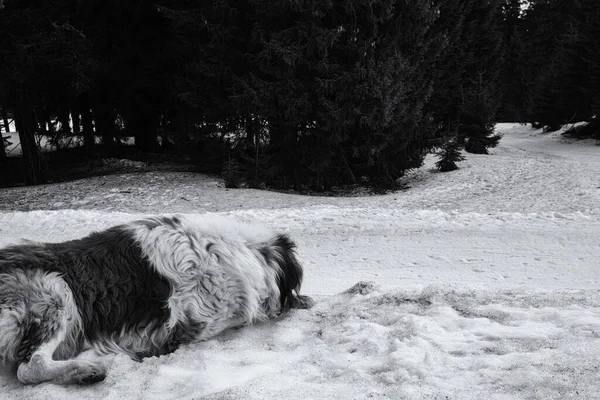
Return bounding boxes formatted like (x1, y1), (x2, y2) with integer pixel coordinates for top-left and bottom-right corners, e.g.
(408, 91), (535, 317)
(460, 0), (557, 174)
(1, 123), (599, 399)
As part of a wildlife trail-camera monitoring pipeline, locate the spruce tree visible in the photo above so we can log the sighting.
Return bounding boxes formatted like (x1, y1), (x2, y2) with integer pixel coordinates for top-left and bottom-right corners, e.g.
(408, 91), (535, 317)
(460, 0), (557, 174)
(435, 127), (465, 172)
(572, 0), (600, 138)
(349, 0), (443, 185)
(497, 0), (527, 121)
(459, 0), (503, 154)
(462, 73), (502, 154)
(518, 0), (596, 131)
(430, 0), (503, 161)
(180, 0), (444, 189)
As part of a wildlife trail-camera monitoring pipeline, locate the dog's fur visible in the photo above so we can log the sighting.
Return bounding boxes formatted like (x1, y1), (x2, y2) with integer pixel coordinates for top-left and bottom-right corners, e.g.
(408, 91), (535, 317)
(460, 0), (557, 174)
(0, 214), (312, 385)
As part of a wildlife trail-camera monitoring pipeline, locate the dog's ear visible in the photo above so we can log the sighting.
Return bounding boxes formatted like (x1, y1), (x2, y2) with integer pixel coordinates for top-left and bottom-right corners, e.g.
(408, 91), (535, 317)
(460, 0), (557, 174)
(261, 234), (305, 312)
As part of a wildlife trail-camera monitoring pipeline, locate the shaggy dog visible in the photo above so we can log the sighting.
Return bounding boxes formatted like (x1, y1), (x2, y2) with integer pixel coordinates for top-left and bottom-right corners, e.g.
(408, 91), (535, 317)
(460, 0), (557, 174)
(0, 215), (312, 385)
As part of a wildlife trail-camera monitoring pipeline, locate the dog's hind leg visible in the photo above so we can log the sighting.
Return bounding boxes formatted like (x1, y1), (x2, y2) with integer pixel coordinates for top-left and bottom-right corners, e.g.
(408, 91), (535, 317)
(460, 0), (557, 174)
(0, 269), (108, 385)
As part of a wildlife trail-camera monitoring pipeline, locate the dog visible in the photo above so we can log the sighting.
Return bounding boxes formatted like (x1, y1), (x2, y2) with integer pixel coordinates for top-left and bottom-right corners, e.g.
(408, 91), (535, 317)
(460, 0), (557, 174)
(0, 214), (312, 385)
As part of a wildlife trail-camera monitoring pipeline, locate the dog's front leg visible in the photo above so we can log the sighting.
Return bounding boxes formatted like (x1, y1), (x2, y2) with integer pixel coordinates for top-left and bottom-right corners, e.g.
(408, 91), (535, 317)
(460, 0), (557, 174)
(17, 348), (112, 385)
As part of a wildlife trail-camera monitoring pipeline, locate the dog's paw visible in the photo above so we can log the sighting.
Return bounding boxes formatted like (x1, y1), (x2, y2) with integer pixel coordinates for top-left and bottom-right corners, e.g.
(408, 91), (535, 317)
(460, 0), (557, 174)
(295, 295), (315, 309)
(17, 354), (47, 384)
(58, 362), (107, 385)
(78, 370), (107, 384)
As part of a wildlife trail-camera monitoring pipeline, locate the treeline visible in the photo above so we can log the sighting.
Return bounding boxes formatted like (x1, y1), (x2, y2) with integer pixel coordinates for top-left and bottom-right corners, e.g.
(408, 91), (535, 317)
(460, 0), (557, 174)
(0, 0), (596, 189)
(498, 0), (600, 134)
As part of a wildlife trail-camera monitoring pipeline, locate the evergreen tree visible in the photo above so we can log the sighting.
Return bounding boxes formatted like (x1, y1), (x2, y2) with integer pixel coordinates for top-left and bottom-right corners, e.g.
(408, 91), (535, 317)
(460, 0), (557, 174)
(429, 0), (502, 166)
(429, 0), (503, 166)
(246, 0), (443, 188)
(435, 125), (465, 172)
(169, 0), (444, 189)
(497, 0), (527, 121)
(429, 0), (473, 137)
(518, 0), (596, 131)
(462, 73), (502, 154)
(568, 0), (600, 138)
(459, 0), (503, 154)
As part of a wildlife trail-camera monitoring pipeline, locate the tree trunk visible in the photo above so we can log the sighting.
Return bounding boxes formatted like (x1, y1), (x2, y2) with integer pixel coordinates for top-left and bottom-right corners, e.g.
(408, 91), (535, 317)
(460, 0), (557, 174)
(268, 117), (298, 189)
(245, 115), (256, 147)
(133, 120), (159, 153)
(80, 94), (95, 150)
(39, 120), (48, 135)
(126, 107), (159, 153)
(0, 109), (8, 161)
(58, 105), (71, 136)
(72, 108), (81, 137)
(70, 91), (81, 139)
(14, 101), (47, 185)
(0, 127), (7, 162)
(1, 110), (10, 133)
(94, 103), (116, 150)
(57, 102), (72, 151)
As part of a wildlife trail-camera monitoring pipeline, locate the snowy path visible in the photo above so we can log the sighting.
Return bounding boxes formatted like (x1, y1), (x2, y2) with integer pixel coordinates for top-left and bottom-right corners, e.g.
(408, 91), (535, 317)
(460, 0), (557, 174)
(1, 123), (599, 399)
(1, 125), (599, 217)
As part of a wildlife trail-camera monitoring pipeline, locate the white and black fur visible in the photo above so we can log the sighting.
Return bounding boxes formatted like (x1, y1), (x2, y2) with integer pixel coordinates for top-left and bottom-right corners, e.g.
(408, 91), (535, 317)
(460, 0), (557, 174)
(0, 215), (312, 385)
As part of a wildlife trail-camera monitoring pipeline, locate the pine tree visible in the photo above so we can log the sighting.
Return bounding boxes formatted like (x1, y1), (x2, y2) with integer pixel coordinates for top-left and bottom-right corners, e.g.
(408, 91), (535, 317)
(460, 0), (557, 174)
(429, 0), (503, 165)
(459, 0), (503, 154)
(497, 0), (527, 121)
(571, 0), (600, 138)
(348, 0), (443, 185)
(179, 0), (444, 190)
(435, 128), (465, 172)
(429, 0), (474, 137)
(519, 0), (596, 131)
(462, 73), (502, 154)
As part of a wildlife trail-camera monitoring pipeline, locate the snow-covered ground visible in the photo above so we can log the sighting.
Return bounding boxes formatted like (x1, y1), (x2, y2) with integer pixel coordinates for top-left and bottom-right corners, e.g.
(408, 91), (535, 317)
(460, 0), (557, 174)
(1, 123), (599, 399)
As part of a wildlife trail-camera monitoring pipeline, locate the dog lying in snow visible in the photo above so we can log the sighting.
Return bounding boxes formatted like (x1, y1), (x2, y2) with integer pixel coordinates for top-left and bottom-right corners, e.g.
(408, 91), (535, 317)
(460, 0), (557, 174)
(0, 215), (312, 385)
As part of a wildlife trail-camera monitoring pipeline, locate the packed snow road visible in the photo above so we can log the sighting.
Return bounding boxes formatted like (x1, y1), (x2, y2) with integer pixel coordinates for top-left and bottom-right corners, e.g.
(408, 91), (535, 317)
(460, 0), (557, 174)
(4, 206), (598, 295)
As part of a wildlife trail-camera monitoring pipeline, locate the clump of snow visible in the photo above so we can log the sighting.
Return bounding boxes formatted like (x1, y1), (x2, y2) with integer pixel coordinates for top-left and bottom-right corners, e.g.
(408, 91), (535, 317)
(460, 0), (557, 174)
(343, 281), (381, 295)
(1, 123), (599, 399)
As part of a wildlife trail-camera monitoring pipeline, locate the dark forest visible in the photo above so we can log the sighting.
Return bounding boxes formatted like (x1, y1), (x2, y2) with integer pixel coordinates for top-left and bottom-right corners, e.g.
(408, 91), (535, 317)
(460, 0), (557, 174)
(0, 0), (598, 189)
